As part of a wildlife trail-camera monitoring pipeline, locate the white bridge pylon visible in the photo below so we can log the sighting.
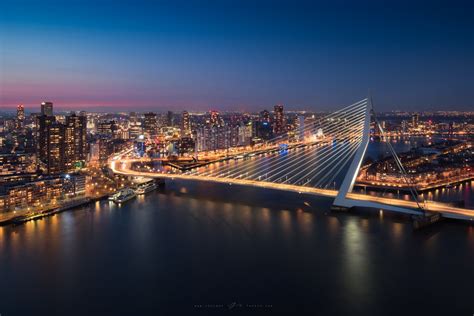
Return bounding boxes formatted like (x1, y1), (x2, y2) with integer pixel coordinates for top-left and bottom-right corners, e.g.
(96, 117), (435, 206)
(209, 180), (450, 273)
(332, 98), (423, 215)
(113, 98), (437, 216)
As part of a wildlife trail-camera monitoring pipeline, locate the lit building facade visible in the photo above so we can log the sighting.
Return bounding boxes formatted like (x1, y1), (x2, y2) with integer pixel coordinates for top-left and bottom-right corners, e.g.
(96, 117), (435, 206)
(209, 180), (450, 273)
(181, 111), (191, 136)
(144, 112), (158, 136)
(41, 101), (53, 116)
(273, 104), (284, 135)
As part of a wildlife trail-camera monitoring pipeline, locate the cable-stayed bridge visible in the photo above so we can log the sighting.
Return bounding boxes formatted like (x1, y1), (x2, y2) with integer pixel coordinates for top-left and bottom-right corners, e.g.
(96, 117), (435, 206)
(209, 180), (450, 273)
(110, 98), (474, 223)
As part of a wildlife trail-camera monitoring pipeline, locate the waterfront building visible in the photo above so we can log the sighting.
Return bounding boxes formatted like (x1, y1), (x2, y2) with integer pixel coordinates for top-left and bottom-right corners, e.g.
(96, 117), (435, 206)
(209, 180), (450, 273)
(0, 177), (63, 212)
(178, 136), (195, 156)
(0, 174), (86, 212)
(196, 126), (210, 151)
(195, 124), (237, 151)
(238, 122), (253, 146)
(62, 173), (86, 197)
(255, 121), (272, 140)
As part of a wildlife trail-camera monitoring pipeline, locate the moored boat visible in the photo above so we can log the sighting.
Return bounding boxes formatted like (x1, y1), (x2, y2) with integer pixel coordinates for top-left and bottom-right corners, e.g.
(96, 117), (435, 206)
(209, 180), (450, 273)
(135, 181), (158, 195)
(109, 188), (137, 203)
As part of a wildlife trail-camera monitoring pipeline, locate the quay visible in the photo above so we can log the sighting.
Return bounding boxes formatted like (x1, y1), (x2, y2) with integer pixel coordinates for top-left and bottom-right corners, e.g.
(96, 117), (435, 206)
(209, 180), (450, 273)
(0, 178), (165, 226)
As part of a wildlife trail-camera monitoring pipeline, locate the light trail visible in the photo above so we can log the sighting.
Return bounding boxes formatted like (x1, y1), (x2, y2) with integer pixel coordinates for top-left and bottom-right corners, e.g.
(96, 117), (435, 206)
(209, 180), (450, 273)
(110, 155), (474, 221)
(108, 98), (474, 222)
(200, 101), (367, 177)
(213, 105), (366, 179)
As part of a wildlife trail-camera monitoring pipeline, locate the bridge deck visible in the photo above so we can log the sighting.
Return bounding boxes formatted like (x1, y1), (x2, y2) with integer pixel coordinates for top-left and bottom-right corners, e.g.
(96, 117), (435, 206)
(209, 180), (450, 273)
(110, 161), (474, 221)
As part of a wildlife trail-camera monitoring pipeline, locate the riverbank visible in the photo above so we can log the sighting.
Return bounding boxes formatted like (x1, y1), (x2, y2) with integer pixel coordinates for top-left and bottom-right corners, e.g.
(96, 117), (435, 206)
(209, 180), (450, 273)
(0, 195), (109, 226)
(355, 175), (474, 193)
(0, 179), (165, 226)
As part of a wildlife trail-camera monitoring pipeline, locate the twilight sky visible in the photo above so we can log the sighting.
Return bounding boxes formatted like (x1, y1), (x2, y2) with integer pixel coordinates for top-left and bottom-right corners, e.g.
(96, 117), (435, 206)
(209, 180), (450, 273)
(0, 0), (473, 111)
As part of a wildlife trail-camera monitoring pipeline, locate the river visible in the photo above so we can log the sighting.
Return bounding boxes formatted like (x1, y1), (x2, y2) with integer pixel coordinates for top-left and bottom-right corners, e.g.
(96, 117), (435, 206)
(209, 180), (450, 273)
(1, 180), (473, 315)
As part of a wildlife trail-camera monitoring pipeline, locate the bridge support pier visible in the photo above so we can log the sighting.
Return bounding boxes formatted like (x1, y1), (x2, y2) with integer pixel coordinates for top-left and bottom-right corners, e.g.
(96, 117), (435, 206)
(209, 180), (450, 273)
(412, 212), (443, 230)
(330, 205), (353, 212)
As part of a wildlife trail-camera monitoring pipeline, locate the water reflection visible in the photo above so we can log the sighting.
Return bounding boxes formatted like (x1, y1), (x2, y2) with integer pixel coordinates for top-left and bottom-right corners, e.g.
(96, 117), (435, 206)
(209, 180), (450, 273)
(341, 219), (372, 303)
(280, 210), (292, 236)
(327, 216), (340, 236)
(1, 180), (474, 315)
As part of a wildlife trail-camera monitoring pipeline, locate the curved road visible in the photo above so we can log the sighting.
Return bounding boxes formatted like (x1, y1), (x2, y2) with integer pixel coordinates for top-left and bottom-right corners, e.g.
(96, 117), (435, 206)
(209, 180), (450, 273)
(110, 151), (474, 221)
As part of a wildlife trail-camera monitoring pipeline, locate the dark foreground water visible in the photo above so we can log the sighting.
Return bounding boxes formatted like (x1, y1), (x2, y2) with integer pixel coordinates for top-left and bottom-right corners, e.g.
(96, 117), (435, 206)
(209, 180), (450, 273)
(1, 181), (474, 315)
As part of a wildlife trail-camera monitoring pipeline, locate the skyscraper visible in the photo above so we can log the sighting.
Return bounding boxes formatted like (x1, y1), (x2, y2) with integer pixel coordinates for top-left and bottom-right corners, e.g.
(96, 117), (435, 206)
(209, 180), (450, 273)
(64, 113), (87, 169)
(256, 110), (273, 140)
(36, 115), (55, 168)
(166, 111), (174, 127)
(412, 113), (419, 128)
(16, 104), (25, 128)
(297, 115), (305, 141)
(273, 104), (284, 135)
(17, 104), (25, 122)
(260, 110), (271, 123)
(209, 110), (220, 127)
(181, 111), (191, 136)
(41, 101), (53, 116)
(36, 115), (65, 174)
(144, 112), (158, 136)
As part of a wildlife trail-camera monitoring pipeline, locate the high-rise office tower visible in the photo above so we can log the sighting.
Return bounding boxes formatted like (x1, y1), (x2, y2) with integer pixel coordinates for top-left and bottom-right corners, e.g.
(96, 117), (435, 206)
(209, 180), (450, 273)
(17, 104), (25, 122)
(166, 111), (174, 127)
(16, 104), (25, 128)
(64, 113), (87, 169)
(260, 110), (271, 123)
(273, 104), (284, 135)
(36, 115), (56, 167)
(41, 101), (53, 116)
(257, 110), (273, 140)
(412, 113), (419, 128)
(209, 110), (220, 127)
(36, 115), (65, 174)
(181, 111), (191, 136)
(144, 112), (158, 136)
(297, 115), (305, 141)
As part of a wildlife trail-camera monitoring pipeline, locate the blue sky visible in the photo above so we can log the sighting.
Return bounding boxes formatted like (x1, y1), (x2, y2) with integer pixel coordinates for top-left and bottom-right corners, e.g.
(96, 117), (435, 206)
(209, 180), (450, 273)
(0, 0), (473, 111)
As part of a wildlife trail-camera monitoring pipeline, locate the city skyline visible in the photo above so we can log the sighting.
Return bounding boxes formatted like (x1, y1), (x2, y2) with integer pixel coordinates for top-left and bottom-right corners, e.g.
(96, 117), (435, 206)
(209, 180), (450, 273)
(1, 1), (473, 111)
(1, 2), (474, 314)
